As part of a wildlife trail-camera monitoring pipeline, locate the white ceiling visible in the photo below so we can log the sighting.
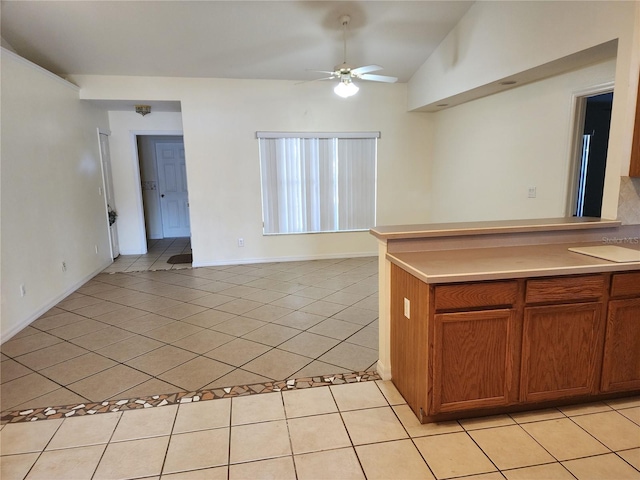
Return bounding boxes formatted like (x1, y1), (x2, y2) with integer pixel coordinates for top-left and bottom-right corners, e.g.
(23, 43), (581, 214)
(1, 1), (473, 83)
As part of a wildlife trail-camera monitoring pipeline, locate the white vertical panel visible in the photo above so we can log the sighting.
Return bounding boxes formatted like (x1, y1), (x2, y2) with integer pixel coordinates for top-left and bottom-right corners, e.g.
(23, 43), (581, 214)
(338, 138), (376, 230)
(259, 135), (376, 234)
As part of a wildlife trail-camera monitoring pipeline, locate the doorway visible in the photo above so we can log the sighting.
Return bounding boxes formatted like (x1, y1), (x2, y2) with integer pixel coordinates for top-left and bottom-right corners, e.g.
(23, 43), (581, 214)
(571, 91), (614, 217)
(155, 142), (191, 238)
(137, 135), (191, 250)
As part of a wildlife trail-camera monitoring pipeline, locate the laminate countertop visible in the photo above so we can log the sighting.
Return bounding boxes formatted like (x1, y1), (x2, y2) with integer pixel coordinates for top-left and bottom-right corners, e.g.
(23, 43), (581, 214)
(387, 241), (640, 284)
(371, 217), (621, 241)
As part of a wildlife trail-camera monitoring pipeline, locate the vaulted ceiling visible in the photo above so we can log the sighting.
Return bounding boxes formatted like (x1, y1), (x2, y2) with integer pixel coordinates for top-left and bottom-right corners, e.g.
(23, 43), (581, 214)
(1, 1), (473, 83)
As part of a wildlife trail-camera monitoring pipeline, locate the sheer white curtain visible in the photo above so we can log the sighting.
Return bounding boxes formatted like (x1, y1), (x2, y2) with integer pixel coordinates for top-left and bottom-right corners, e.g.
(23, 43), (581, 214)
(337, 138), (376, 231)
(258, 133), (377, 234)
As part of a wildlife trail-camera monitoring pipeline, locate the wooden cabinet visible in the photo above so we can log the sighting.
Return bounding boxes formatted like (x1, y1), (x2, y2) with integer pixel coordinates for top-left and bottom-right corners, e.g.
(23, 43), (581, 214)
(432, 308), (518, 414)
(520, 275), (606, 403)
(601, 272), (640, 392)
(610, 271), (640, 297)
(520, 302), (604, 402)
(390, 264), (429, 420)
(430, 279), (520, 415)
(434, 281), (518, 310)
(524, 275), (605, 304)
(390, 264), (523, 419)
(390, 266), (639, 423)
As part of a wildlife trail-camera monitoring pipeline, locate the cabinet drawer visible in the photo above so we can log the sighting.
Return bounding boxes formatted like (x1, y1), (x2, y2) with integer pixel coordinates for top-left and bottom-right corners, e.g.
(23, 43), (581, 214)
(526, 275), (605, 304)
(611, 272), (640, 298)
(435, 281), (518, 310)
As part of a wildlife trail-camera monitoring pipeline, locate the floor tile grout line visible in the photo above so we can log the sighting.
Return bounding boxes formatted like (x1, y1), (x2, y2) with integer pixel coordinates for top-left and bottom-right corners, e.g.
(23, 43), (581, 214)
(1, 356), (92, 413)
(328, 382), (366, 478)
(3, 346), (374, 412)
(501, 462), (577, 480)
(559, 451), (640, 472)
(280, 390), (300, 477)
(108, 266), (377, 293)
(381, 385), (630, 479)
(5, 297), (377, 404)
(19, 415), (67, 480)
(3, 259), (379, 414)
(367, 379), (442, 479)
(88, 408), (126, 480)
(613, 449), (640, 473)
(157, 400), (182, 479)
(470, 411), (627, 471)
(388, 400), (442, 480)
(616, 409), (640, 428)
(1, 372), (381, 424)
(2, 382), (636, 476)
(564, 409), (623, 457)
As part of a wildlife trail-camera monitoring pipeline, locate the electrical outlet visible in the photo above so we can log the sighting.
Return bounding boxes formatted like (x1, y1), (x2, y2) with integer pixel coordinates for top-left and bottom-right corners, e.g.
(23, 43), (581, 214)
(404, 298), (410, 319)
(238, 238), (244, 247)
(62, 261), (67, 272)
(20, 284), (26, 297)
(528, 186), (537, 198)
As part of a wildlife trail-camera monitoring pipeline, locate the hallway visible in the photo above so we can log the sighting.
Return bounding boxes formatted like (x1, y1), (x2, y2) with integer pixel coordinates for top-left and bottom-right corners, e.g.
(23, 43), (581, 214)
(102, 238), (192, 274)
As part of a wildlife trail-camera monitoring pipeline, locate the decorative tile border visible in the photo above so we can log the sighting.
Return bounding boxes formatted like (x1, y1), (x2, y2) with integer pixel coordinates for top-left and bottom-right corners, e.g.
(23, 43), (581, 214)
(1, 370), (380, 424)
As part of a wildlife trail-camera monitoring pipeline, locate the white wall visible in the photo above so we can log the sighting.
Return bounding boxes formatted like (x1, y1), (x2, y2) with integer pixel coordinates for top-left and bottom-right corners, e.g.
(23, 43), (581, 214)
(73, 76), (432, 265)
(409, 1), (634, 109)
(1, 49), (111, 341)
(410, 0), (640, 220)
(106, 111), (184, 254)
(429, 59), (616, 223)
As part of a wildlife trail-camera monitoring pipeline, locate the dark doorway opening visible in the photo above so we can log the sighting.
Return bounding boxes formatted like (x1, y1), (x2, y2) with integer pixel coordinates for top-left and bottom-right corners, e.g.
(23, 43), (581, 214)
(574, 92), (613, 217)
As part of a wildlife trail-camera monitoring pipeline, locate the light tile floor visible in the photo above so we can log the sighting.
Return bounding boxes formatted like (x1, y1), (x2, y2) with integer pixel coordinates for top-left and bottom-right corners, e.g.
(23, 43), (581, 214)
(0, 381), (638, 480)
(2, 251), (640, 479)
(102, 238), (192, 274)
(1, 256), (378, 413)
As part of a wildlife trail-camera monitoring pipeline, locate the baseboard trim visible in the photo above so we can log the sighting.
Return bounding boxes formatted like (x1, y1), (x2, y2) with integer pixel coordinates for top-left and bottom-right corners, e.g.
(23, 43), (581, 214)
(192, 251), (377, 268)
(1, 261), (112, 344)
(376, 360), (392, 381)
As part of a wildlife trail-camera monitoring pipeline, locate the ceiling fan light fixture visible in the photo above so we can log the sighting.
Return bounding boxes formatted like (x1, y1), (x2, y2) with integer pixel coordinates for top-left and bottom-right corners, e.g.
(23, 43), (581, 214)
(334, 78), (359, 98)
(306, 14), (395, 95)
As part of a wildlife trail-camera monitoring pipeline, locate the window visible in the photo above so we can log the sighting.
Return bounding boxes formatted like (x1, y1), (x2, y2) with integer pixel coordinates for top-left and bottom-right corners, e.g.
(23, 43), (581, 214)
(257, 132), (378, 234)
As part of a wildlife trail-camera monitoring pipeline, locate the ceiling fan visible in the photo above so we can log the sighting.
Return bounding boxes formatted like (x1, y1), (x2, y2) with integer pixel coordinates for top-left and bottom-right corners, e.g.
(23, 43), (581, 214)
(312, 15), (398, 98)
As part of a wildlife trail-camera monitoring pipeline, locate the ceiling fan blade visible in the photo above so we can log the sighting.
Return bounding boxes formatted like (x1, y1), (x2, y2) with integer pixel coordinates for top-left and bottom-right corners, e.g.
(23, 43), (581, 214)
(296, 76), (336, 85)
(307, 69), (337, 75)
(359, 73), (398, 83)
(351, 65), (383, 75)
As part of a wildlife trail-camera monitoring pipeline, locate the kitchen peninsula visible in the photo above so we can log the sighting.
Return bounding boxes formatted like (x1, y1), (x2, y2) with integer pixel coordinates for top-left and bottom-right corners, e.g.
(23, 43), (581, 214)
(371, 217), (640, 423)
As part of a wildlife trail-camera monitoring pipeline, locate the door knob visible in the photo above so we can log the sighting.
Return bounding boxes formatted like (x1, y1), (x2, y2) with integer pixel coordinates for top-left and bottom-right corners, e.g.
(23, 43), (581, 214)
(161, 194), (165, 198)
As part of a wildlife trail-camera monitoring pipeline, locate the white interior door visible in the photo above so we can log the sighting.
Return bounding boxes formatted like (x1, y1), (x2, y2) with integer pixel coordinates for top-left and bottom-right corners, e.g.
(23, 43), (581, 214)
(99, 133), (119, 258)
(156, 142), (191, 238)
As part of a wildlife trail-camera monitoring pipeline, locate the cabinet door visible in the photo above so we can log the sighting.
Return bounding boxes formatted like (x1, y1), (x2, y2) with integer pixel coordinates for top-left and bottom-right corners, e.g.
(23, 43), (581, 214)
(521, 302), (604, 403)
(601, 298), (640, 393)
(431, 309), (517, 414)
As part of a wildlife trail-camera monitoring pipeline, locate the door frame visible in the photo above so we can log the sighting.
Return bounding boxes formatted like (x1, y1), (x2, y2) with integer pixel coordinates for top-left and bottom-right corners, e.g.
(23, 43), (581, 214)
(130, 130), (184, 253)
(97, 128), (118, 260)
(565, 82), (614, 217)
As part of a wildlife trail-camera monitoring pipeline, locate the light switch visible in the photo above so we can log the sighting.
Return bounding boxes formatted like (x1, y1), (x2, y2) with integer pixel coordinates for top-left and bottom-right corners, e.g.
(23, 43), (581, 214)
(404, 298), (410, 319)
